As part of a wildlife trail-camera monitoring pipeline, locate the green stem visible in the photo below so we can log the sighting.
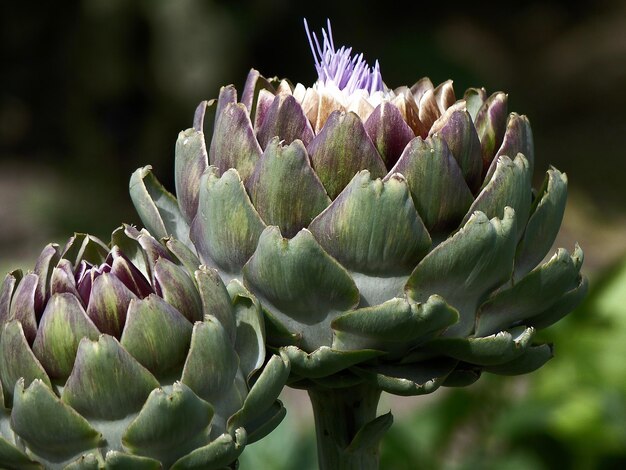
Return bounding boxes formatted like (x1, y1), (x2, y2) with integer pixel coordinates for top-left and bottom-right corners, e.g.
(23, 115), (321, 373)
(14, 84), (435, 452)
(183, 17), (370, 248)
(307, 384), (382, 470)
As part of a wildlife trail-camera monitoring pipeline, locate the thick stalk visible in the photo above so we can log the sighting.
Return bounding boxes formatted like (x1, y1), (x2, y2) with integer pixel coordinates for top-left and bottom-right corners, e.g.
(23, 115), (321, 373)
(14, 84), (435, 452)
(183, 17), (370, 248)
(307, 384), (382, 470)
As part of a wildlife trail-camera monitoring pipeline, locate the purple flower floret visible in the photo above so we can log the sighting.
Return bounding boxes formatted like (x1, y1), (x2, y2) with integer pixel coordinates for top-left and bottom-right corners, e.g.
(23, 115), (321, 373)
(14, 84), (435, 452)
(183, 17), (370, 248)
(304, 19), (384, 95)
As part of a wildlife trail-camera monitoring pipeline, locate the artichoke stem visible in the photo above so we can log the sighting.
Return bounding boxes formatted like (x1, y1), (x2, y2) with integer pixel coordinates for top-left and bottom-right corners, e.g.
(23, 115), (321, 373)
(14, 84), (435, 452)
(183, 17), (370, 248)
(308, 384), (384, 470)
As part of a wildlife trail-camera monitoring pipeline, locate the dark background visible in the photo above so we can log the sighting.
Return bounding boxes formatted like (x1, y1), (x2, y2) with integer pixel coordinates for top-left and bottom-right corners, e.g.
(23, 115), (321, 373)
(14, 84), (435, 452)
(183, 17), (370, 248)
(2, 2), (626, 467)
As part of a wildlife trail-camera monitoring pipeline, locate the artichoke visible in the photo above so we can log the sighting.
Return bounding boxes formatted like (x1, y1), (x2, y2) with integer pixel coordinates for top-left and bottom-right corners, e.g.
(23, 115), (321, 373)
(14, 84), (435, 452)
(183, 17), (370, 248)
(130, 20), (586, 469)
(0, 226), (289, 469)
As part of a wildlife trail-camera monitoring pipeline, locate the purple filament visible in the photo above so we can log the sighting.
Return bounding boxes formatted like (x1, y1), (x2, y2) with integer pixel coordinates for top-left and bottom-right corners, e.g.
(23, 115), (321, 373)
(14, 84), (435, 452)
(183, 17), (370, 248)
(304, 19), (384, 95)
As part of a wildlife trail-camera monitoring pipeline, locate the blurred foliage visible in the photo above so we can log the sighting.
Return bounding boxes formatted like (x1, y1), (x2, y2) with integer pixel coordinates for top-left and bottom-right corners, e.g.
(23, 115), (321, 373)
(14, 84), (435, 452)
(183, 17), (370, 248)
(241, 255), (626, 469)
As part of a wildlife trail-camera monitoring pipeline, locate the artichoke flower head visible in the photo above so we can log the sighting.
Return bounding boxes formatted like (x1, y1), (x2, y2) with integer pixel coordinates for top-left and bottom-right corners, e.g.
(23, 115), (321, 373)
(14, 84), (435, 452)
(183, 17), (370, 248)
(131, 20), (587, 396)
(301, 18), (386, 126)
(0, 227), (289, 469)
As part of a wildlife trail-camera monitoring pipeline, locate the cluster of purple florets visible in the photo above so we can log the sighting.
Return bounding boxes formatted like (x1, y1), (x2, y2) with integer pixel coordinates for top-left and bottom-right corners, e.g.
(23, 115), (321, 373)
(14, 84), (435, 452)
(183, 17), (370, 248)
(304, 19), (384, 95)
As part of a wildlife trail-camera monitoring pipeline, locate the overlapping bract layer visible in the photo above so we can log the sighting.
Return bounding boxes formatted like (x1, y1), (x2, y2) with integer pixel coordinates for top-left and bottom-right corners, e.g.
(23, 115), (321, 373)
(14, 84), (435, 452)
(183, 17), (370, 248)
(131, 69), (586, 398)
(0, 226), (289, 469)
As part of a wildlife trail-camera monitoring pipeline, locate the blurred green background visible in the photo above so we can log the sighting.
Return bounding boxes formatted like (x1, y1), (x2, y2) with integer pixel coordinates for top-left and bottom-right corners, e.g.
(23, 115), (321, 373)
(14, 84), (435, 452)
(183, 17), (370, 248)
(1, 1), (625, 468)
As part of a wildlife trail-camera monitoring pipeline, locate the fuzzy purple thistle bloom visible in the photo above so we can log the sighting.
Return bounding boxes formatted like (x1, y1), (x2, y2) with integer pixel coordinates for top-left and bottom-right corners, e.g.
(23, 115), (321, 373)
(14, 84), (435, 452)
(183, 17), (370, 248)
(304, 19), (384, 95)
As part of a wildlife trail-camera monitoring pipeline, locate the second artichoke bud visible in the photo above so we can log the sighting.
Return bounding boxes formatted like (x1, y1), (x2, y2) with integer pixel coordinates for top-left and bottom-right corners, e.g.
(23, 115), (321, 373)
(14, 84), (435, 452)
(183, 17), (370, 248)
(0, 226), (289, 469)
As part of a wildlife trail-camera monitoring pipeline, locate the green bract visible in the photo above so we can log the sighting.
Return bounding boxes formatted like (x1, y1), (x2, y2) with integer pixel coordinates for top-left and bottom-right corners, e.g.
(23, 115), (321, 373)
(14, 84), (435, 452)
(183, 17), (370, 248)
(0, 226), (289, 469)
(132, 71), (586, 392)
